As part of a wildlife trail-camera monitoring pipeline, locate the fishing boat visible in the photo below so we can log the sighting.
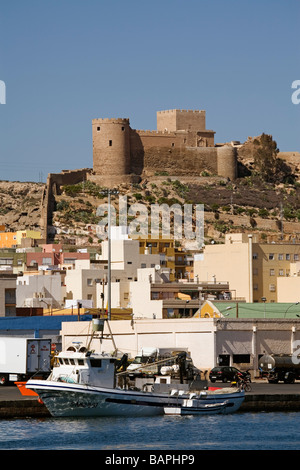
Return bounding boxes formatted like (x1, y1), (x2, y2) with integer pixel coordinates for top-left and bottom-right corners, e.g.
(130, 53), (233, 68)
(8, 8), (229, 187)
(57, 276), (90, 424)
(26, 343), (245, 417)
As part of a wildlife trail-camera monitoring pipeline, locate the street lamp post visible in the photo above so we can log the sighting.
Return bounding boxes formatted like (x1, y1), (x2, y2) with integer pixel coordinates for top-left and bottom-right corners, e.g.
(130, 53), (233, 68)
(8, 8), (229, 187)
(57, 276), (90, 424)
(261, 297), (266, 319)
(100, 188), (119, 321)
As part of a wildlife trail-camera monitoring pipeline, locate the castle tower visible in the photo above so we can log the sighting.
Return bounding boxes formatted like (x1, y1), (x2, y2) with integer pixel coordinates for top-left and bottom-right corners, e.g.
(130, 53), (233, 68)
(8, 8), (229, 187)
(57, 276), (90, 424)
(217, 146), (237, 180)
(157, 109), (207, 132)
(91, 118), (131, 186)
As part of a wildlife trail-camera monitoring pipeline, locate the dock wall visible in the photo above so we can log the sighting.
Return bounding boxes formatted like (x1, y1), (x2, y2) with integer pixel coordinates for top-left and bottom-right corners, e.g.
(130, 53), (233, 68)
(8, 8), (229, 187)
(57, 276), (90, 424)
(1, 394), (300, 418)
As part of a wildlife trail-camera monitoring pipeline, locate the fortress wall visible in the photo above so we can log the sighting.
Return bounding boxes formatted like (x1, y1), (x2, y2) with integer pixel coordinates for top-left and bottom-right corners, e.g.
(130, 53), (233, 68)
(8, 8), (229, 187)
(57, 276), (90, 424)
(133, 129), (215, 150)
(142, 147), (219, 177)
(135, 131), (184, 149)
(40, 168), (91, 240)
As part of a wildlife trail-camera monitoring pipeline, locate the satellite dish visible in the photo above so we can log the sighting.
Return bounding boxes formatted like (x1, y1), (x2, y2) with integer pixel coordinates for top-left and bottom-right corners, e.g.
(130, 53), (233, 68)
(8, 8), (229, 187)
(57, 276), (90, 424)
(155, 265), (160, 271)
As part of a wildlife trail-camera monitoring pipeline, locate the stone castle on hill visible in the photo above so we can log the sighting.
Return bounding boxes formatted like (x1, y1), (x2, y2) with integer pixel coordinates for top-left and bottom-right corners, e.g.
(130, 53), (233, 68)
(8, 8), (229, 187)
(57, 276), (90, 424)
(89, 109), (237, 187)
(40, 108), (259, 240)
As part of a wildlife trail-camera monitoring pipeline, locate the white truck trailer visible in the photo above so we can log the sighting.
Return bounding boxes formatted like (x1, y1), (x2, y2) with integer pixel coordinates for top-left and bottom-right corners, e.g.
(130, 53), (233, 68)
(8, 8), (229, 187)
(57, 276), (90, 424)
(0, 337), (52, 385)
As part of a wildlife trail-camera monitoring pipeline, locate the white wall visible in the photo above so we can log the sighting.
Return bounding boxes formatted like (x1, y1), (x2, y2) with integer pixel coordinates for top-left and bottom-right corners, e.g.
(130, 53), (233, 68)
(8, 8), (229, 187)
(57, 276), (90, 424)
(60, 317), (300, 373)
(16, 273), (62, 308)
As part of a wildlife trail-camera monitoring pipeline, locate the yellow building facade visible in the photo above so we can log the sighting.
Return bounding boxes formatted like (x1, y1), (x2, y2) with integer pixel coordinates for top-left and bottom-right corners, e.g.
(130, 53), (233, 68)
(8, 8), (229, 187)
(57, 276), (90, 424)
(0, 231), (17, 248)
(0, 229), (42, 249)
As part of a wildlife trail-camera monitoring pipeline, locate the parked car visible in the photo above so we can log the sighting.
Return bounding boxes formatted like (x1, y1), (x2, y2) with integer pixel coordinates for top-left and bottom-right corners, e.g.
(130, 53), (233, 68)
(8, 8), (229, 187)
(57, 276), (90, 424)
(209, 366), (249, 383)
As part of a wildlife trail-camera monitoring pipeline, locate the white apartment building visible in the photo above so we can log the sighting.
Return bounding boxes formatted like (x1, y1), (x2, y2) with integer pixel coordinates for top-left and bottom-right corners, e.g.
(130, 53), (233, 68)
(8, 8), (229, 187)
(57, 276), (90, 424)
(65, 238), (160, 309)
(16, 271), (63, 309)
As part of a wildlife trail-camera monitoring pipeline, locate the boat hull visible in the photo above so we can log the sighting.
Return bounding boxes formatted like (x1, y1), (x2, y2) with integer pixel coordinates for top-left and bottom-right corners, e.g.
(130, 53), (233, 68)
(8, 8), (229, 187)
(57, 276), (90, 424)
(26, 380), (245, 417)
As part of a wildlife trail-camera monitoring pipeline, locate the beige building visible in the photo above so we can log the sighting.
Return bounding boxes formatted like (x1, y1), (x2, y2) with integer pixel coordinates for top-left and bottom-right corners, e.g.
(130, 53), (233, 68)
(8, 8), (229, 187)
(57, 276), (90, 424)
(277, 273), (300, 303)
(194, 233), (300, 303)
(0, 273), (17, 316)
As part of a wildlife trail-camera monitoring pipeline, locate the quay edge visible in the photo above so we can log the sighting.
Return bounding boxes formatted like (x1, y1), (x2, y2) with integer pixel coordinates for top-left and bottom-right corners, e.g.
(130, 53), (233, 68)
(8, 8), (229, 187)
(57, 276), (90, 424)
(0, 400), (51, 418)
(241, 394), (300, 412)
(1, 394), (300, 418)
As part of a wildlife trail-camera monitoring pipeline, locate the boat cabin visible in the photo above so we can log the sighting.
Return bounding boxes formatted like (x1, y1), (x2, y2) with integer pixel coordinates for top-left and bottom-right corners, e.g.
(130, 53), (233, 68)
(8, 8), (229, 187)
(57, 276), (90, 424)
(51, 347), (117, 389)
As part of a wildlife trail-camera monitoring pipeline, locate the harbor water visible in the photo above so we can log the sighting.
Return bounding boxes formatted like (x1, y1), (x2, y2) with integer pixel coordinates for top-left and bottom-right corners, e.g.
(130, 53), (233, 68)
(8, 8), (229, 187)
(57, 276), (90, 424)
(1, 411), (300, 450)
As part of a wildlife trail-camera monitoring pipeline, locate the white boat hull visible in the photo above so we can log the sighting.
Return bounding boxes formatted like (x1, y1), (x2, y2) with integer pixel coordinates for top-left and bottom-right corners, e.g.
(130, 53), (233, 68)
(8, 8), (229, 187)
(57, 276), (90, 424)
(26, 380), (245, 417)
(164, 400), (229, 416)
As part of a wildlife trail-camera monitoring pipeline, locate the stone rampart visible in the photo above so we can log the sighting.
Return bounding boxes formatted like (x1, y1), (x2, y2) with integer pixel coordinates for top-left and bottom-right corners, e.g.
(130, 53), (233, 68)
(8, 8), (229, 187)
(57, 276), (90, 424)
(40, 168), (92, 240)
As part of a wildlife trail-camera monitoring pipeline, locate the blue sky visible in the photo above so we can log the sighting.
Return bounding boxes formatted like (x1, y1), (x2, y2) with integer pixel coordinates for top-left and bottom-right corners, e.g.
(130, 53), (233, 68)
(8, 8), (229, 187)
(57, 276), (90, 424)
(0, 0), (299, 182)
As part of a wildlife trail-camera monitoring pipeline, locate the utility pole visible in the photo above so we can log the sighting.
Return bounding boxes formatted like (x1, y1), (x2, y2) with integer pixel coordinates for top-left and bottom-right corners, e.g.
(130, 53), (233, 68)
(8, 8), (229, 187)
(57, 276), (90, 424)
(100, 189), (119, 321)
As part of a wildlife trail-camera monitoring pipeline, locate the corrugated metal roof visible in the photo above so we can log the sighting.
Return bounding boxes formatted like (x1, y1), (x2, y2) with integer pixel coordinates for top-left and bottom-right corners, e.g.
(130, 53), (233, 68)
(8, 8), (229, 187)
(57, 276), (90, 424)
(213, 302), (300, 319)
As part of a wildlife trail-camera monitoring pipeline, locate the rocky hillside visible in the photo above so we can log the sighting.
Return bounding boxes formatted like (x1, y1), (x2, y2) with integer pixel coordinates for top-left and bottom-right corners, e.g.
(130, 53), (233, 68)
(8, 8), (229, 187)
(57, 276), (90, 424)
(0, 181), (44, 231)
(49, 174), (300, 248)
(1, 134), (300, 248)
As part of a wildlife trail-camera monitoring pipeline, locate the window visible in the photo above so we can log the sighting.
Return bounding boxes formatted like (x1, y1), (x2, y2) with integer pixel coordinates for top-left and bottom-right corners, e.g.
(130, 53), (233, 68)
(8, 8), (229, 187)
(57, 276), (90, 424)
(286, 254), (290, 260)
(87, 278), (93, 286)
(97, 126), (100, 131)
(5, 289), (16, 303)
(141, 263), (146, 268)
(0, 258), (13, 265)
(269, 253), (275, 260)
(151, 292), (159, 300)
(278, 253), (283, 260)
(253, 284), (258, 290)
(269, 284), (276, 292)
(90, 359), (102, 368)
(233, 354), (250, 364)
(269, 269), (275, 276)
(121, 126), (125, 131)
(253, 253), (258, 260)
(294, 254), (299, 261)
(109, 140), (112, 146)
(42, 257), (52, 265)
(253, 268), (258, 275)
(279, 269), (284, 276)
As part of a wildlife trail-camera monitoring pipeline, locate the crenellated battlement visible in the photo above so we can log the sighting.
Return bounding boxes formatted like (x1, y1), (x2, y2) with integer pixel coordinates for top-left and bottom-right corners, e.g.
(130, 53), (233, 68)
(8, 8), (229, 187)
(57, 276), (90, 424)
(157, 109), (205, 114)
(92, 118), (130, 124)
(135, 129), (177, 136)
